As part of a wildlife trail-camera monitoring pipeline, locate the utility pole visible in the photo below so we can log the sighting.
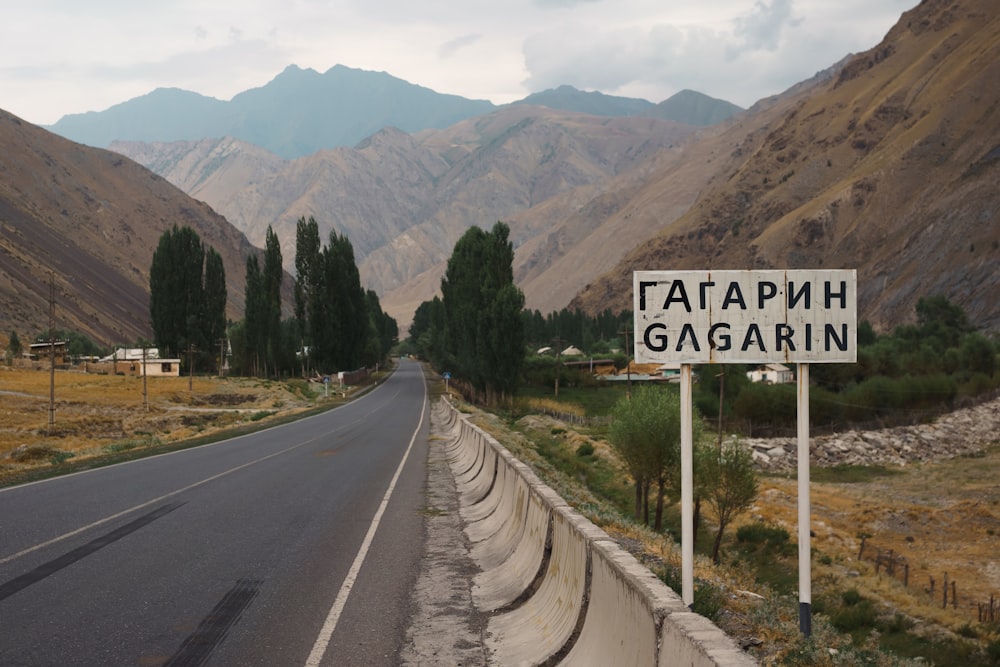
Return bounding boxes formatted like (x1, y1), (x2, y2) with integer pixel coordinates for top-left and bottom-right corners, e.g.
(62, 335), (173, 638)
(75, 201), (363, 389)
(218, 338), (226, 377)
(552, 336), (565, 398)
(142, 344), (149, 411)
(47, 273), (56, 433)
(618, 324), (633, 399)
(188, 342), (194, 394)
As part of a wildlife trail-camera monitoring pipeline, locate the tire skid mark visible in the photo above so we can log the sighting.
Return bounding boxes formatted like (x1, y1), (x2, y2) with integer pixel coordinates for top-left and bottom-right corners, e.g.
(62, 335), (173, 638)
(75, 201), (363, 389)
(0, 502), (185, 601)
(164, 578), (262, 667)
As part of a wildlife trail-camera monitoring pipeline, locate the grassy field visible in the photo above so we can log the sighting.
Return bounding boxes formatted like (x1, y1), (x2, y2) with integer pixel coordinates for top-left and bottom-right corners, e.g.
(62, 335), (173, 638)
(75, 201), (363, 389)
(0, 366), (328, 483)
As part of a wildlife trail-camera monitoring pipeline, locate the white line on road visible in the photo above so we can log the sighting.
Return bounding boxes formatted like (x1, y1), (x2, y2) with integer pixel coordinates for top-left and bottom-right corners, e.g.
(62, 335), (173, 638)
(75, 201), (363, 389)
(304, 377), (427, 667)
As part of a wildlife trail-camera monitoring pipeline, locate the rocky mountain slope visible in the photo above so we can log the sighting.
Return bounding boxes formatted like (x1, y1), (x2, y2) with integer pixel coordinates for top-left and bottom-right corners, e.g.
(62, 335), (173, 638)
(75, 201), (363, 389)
(571, 0), (1000, 332)
(112, 108), (699, 325)
(0, 110), (291, 346)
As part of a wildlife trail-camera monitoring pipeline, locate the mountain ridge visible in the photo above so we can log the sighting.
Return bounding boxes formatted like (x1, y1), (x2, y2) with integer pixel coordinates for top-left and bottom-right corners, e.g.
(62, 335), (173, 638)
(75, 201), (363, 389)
(49, 64), (743, 159)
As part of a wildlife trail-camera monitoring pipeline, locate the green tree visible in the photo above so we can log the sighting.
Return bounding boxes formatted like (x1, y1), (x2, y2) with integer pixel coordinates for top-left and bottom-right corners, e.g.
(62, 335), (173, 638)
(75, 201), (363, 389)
(703, 439), (758, 564)
(608, 385), (701, 530)
(321, 231), (367, 370)
(439, 221), (525, 405)
(243, 255), (264, 375)
(262, 226), (283, 376)
(294, 216), (323, 374)
(149, 225), (206, 359)
(203, 248), (227, 372)
(6, 330), (22, 364)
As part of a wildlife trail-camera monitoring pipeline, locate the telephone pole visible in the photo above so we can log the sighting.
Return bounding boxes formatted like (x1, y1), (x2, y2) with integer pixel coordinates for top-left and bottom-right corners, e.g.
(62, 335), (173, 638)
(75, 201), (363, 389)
(47, 273), (56, 432)
(552, 336), (565, 398)
(618, 324), (633, 399)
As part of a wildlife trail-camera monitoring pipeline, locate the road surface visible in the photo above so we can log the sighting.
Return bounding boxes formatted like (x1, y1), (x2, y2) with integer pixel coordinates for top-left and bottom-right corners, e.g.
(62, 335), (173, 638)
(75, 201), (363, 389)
(0, 359), (429, 666)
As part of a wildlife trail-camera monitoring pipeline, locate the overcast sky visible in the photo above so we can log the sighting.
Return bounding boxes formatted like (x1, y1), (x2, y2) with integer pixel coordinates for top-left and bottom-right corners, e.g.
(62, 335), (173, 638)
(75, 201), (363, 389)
(3, 0), (916, 126)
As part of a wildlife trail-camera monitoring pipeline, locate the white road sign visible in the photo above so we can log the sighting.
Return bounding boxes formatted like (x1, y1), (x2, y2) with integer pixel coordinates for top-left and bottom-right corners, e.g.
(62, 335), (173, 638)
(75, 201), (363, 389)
(633, 269), (857, 364)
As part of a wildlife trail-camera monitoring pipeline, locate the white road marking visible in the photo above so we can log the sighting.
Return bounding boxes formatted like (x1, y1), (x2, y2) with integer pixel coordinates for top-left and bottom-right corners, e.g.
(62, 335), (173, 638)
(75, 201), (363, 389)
(304, 378), (427, 666)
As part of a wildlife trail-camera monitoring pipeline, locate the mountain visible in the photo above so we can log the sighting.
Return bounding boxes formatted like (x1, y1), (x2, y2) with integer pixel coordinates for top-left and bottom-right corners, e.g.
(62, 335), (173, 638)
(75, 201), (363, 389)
(48, 65), (744, 161)
(570, 0), (1000, 333)
(513, 86), (744, 126)
(48, 65), (497, 159)
(0, 109), (291, 346)
(512, 85), (656, 117)
(645, 89), (745, 126)
(111, 108), (698, 326)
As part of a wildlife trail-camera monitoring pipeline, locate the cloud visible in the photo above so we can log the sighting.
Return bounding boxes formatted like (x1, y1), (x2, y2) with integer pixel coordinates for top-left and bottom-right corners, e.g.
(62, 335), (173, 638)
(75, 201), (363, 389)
(439, 34), (482, 59)
(728, 0), (801, 56)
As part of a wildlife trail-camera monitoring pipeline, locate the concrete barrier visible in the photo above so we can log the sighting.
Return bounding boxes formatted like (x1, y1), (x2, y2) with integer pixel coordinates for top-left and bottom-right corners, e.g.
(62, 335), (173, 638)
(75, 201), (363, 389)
(459, 450), (504, 524)
(467, 459), (533, 573)
(441, 398), (757, 667)
(472, 482), (552, 612)
(485, 507), (601, 665)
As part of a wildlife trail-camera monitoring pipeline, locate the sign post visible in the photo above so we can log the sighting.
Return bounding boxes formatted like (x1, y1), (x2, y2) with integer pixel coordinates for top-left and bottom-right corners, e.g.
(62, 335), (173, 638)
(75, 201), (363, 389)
(633, 270), (856, 631)
(797, 362), (812, 635)
(680, 363), (694, 605)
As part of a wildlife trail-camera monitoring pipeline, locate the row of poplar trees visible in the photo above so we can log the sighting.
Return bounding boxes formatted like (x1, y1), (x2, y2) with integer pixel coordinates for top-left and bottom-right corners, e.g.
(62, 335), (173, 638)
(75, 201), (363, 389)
(409, 222), (525, 406)
(150, 219), (396, 377)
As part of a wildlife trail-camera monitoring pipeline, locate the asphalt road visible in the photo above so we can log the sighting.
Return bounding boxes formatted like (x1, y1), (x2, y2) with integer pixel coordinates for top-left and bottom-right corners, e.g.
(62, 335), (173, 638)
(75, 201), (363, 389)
(0, 359), (430, 666)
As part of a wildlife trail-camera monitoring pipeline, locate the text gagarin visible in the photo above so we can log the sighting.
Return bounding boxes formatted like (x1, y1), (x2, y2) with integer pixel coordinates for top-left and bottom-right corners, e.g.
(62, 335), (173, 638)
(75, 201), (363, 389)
(632, 270), (857, 364)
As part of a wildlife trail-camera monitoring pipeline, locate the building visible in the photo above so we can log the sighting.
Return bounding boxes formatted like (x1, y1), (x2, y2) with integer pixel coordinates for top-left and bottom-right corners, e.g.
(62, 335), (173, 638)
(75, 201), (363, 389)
(95, 348), (182, 377)
(28, 341), (69, 365)
(747, 363), (794, 384)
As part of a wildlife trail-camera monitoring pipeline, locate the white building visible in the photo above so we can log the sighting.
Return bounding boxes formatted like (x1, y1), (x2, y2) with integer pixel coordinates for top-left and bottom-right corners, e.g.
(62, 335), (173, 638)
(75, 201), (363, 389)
(747, 363), (794, 384)
(98, 348), (181, 377)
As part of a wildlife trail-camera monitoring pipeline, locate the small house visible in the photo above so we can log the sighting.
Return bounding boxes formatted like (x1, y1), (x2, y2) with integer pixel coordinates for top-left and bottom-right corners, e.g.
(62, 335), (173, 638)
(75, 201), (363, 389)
(97, 348), (181, 377)
(28, 341), (69, 365)
(747, 363), (794, 384)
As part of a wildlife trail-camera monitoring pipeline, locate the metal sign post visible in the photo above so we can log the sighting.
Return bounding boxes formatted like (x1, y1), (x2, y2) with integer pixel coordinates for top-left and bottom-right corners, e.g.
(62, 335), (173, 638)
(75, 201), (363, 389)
(797, 362), (812, 635)
(680, 363), (694, 605)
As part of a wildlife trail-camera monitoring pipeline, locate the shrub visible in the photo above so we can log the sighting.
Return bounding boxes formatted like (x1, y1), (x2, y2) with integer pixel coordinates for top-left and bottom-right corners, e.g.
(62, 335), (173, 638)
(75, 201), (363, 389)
(842, 588), (863, 606)
(830, 598), (877, 632)
(737, 522), (790, 546)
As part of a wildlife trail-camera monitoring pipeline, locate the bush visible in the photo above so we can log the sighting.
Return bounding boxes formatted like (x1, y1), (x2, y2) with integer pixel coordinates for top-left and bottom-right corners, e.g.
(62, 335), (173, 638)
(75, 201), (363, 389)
(737, 522), (790, 547)
(830, 598), (877, 632)
(842, 588), (863, 606)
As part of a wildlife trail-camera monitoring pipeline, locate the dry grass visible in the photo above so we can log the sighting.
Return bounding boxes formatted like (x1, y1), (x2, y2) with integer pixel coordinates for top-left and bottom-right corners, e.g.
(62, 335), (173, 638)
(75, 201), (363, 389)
(750, 449), (1000, 629)
(0, 366), (318, 479)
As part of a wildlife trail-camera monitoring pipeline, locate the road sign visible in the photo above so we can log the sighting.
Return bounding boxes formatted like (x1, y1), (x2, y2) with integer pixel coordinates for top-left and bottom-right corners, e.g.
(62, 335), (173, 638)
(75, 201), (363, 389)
(632, 268), (857, 636)
(633, 269), (857, 364)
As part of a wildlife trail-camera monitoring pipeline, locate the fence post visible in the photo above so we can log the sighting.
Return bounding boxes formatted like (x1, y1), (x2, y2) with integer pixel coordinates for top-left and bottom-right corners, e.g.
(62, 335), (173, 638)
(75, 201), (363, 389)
(943, 573), (948, 609)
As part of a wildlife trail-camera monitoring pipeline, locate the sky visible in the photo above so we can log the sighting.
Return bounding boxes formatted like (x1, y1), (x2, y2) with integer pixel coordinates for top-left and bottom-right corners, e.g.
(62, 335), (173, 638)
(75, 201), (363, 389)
(2, 0), (917, 126)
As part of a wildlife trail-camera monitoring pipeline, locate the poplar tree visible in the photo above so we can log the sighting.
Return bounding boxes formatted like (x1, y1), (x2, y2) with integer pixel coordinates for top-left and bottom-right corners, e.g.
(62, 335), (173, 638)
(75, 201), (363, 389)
(243, 255), (264, 376)
(294, 216), (323, 374)
(203, 248), (227, 363)
(439, 221), (525, 405)
(149, 225), (226, 366)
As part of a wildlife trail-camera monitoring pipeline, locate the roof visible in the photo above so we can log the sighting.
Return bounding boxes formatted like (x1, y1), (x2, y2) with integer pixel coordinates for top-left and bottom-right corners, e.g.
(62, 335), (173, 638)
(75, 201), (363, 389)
(100, 347), (168, 362)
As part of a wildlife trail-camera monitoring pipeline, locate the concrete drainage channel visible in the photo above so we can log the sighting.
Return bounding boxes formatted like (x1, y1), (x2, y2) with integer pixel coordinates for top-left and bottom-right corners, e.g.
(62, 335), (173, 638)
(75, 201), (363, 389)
(438, 398), (757, 667)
